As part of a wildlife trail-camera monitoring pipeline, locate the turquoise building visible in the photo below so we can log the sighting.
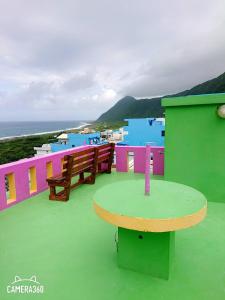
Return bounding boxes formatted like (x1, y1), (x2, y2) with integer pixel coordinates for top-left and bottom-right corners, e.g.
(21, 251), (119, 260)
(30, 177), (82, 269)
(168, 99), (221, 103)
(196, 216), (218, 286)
(51, 132), (101, 152)
(122, 118), (165, 146)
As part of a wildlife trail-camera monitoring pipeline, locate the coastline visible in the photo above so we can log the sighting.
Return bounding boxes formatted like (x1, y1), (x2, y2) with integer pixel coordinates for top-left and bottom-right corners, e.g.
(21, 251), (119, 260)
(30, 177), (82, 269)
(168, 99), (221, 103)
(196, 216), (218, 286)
(0, 120), (125, 165)
(0, 122), (92, 142)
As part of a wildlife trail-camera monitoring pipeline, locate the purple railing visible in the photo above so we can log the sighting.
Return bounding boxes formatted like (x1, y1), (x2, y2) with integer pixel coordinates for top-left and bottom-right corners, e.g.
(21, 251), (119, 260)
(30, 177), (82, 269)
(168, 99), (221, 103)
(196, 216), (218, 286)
(0, 145), (164, 211)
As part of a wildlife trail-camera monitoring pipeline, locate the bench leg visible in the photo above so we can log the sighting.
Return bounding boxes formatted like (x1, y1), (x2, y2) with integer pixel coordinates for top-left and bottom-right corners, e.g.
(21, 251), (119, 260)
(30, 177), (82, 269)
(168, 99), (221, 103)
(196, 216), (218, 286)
(49, 186), (56, 200)
(64, 186), (71, 201)
(49, 185), (71, 201)
(84, 172), (96, 184)
(98, 163), (102, 173)
(106, 162), (112, 174)
(107, 155), (114, 173)
(79, 172), (84, 183)
(90, 173), (96, 184)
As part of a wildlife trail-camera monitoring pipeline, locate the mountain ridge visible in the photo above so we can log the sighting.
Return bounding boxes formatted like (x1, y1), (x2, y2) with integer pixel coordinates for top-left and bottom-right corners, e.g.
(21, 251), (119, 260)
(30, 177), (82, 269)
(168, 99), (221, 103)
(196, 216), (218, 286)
(97, 72), (225, 122)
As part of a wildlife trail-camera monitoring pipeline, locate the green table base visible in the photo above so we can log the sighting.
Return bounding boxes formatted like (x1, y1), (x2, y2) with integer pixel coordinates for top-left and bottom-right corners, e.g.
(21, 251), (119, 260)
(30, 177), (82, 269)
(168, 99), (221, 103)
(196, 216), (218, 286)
(118, 227), (175, 280)
(94, 179), (207, 280)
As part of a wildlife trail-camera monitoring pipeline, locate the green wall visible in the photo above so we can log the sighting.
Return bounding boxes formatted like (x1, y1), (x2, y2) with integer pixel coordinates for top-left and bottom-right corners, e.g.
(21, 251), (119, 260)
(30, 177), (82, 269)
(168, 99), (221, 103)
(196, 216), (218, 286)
(162, 94), (225, 203)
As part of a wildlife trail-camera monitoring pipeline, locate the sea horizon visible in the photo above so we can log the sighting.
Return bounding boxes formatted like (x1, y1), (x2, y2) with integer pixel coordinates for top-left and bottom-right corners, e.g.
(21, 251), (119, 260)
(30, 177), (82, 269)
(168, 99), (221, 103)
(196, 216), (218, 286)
(0, 120), (93, 140)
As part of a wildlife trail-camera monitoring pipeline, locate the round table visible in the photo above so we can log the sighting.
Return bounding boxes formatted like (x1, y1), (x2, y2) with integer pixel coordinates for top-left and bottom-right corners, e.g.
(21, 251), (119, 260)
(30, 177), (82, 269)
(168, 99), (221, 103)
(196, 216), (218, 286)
(94, 179), (207, 279)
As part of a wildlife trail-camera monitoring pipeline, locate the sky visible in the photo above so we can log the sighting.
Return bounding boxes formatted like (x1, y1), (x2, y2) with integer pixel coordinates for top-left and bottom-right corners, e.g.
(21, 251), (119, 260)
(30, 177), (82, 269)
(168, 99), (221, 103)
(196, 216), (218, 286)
(0, 0), (225, 121)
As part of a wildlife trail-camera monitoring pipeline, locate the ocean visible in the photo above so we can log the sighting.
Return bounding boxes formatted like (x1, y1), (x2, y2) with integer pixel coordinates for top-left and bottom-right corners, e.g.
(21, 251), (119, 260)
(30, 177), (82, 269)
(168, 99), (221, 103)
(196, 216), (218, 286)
(0, 121), (91, 140)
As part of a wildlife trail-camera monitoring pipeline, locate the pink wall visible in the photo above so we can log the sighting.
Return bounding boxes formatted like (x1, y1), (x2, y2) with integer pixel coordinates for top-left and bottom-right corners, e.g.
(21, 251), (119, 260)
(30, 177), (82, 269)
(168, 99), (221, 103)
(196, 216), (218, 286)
(115, 145), (164, 175)
(0, 145), (164, 211)
(0, 145), (91, 211)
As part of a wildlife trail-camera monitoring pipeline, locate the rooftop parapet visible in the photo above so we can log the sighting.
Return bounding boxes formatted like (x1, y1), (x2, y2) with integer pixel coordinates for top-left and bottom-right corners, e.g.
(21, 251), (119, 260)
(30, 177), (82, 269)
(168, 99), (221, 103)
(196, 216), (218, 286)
(0, 145), (164, 211)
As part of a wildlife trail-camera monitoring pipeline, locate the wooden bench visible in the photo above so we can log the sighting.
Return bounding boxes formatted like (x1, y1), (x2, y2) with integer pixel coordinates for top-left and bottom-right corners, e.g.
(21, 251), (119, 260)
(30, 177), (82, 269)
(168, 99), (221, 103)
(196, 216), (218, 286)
(46, 143), (115, 201)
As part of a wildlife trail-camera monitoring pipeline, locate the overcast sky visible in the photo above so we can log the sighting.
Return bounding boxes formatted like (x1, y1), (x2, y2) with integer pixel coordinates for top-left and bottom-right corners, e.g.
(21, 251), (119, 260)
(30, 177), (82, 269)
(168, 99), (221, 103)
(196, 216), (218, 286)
(0, 0), (225, 121)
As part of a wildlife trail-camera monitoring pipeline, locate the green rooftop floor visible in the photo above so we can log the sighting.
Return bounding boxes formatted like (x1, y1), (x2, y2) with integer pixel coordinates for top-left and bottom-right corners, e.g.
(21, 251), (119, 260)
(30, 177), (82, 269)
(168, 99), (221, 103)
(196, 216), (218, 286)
(0, 171), (224, 300)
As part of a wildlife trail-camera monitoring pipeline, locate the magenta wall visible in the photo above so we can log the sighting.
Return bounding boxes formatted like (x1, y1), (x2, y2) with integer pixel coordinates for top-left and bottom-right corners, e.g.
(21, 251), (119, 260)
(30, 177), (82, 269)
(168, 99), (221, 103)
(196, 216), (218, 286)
(0, 145), (91, 211)
(0, 145), (164, 211)
(115, 145), (164, 175)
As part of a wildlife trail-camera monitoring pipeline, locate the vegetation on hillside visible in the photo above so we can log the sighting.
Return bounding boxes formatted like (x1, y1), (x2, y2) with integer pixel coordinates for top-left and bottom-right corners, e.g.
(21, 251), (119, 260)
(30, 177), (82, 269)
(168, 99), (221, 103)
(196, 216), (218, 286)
(97, 96), (163, 122)
(0, 134), (57, 165)
(0, 121), (126, 165)
(89, 120), (127, 131)
(174, 72), (225, 96)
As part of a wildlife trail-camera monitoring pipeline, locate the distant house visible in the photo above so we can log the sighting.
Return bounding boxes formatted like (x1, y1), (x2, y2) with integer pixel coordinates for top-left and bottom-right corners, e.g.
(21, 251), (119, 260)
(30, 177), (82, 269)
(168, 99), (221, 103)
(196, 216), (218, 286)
(122, 118), (165, 146)
(101, 127), (128, 143)
(51, 132), (101, 152)
(79, 127), (95, 134)
(34, 144), (52, 156)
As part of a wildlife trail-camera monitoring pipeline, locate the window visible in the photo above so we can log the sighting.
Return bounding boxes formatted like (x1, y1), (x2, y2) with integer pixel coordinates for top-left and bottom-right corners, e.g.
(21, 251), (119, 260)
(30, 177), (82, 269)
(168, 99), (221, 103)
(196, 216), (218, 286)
(5, 173), (16, 204)
(29, 167), (37, 194)
(46, 161), (53, 178)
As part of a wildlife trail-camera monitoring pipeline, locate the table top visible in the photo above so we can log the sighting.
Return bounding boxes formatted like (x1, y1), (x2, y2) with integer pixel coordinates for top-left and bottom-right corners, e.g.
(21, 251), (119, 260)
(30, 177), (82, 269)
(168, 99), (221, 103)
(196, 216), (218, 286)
(94, 179), (207, 232)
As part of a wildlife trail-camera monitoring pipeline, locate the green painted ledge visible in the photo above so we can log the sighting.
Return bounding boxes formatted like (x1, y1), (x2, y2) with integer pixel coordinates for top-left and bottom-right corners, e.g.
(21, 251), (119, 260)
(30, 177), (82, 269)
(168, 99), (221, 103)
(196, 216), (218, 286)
(162, 93), (225, 107)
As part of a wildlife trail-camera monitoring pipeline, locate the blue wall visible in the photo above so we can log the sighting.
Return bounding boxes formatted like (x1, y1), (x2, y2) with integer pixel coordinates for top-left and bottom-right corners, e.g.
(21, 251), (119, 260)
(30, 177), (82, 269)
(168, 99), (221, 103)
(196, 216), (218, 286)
(123, 118), (165, 146)
(51, 132), (101, 152)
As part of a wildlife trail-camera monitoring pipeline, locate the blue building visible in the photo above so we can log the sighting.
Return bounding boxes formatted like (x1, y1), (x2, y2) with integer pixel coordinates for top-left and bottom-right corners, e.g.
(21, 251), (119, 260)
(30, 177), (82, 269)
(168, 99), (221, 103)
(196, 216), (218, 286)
(122, 118), (165, 146)
(51, 132), (101, 152)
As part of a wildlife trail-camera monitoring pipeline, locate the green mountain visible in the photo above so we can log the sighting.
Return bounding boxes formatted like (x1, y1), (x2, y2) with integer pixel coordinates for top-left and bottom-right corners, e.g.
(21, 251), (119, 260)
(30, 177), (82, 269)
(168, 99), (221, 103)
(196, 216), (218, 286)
(97, 72), (225, 122)
(97, 96), (164, 122)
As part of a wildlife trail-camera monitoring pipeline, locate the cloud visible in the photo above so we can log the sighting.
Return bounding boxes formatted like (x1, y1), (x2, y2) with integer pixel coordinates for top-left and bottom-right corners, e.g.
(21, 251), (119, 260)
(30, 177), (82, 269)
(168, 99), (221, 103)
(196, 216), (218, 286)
(0, 0), (225, 120)
(62, 72), (96, 93)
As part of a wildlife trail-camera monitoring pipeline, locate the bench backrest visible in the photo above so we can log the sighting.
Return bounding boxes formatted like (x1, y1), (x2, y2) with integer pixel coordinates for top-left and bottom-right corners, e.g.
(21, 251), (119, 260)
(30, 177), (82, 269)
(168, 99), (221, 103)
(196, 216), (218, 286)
(61, 144), (115, 181)
(96, 143), (115, 165)
(63, 147), (97, 181)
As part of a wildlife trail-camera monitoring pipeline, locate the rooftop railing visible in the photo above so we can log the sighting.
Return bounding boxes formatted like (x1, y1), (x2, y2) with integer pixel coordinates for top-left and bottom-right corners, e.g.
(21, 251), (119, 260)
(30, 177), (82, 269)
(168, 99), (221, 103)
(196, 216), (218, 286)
(0, 145), (164, 211)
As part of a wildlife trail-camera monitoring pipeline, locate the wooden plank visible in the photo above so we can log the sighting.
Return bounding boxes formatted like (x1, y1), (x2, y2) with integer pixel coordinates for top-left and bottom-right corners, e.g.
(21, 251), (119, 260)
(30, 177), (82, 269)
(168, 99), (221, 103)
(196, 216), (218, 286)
(72, 148), (95, 157)
(97, 153), (110, 162)
(47, 174), (65, 182)
(97, 148), (111, 156)
(72, 167), (92, 177)
(98, 147), (111, 153)
(96, 144), (111, 150)
(98, 156), (110, 164)
(73, 154), (95, 165)
(72, 161), (94, 174)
